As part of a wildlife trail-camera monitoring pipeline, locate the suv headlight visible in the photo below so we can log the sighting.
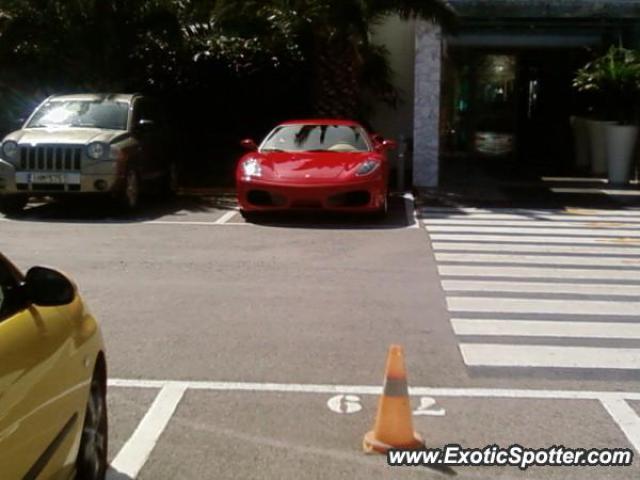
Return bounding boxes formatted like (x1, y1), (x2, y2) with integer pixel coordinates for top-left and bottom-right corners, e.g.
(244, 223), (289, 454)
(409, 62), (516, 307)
(87, 142), (108, 160)
(242, 158), (262, 178)
(2, 141), (19, 162)
(356, 159), (380, 176)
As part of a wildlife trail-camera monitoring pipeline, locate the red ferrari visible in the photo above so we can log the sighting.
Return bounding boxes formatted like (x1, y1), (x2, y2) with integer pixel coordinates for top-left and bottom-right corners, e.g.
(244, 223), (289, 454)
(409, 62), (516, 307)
(236, 120), (396, 216)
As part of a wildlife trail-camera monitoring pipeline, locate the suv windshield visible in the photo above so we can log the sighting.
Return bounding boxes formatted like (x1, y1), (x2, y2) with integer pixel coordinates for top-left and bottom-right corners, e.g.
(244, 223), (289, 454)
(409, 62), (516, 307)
(27, 100), (129, 130)
(261, 125), (371, 153)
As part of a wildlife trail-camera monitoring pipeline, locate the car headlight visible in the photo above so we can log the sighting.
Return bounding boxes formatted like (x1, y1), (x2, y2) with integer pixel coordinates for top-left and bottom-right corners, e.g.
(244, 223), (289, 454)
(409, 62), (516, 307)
(2, 141), (19, 161)
(87, 142), (108, 160)
(356, 159), (380, 176)
(242, 158), (262, 178)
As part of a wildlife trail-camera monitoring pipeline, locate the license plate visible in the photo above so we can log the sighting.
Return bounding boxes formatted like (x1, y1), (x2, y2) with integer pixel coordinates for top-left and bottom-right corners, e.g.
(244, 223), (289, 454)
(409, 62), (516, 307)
(30, 173), (66, 184)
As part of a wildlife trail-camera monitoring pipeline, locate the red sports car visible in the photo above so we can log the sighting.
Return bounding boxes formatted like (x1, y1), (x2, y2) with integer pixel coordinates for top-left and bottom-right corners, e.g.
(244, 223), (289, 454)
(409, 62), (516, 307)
(236, 120), (396, 215)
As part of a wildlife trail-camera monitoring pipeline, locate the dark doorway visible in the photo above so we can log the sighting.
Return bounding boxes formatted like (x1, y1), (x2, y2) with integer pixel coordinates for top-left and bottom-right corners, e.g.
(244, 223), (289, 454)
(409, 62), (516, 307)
(516, 49), (591, 175)
(441, 46), (592, 182)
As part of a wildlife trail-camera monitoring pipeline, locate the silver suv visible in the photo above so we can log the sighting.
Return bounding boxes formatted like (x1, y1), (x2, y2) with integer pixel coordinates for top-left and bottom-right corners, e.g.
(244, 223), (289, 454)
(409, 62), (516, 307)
(0, 93), (177, 213)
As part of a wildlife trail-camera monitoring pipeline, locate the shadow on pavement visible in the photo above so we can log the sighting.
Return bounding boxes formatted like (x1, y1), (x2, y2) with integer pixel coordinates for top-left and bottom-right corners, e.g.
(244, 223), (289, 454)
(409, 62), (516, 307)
(1, 194), (237, 224)
(427, 155), (640, 211)
(241, 195), (416, 230)
(105, 468), (134, 480)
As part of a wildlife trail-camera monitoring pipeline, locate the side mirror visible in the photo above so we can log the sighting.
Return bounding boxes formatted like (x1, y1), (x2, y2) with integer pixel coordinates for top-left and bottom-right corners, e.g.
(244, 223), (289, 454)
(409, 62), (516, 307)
(25, 266), (75, 307)
(381, 139), (398, 150)
(240, 139), (258, 151)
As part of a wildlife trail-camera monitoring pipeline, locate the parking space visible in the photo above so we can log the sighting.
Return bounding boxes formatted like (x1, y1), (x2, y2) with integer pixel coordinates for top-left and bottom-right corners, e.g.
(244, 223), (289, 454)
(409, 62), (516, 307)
(105, 381), (640, 479)
(0, 193), (417, 229)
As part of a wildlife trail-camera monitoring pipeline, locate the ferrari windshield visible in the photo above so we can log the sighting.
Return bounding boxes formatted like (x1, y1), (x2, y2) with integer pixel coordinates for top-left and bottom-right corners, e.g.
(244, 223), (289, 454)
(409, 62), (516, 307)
(27, 100), (129, 130)
(261, 125), (371, 153)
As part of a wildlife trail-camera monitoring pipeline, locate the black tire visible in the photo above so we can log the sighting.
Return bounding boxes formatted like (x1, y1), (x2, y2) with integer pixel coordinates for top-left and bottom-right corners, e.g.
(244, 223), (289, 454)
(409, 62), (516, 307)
(0, 196), (27, 216)
(374, 194), (388, 220)
(76, 369), (108, 480)
(240, 210), (258, 223)
(118, 170), (140, 210)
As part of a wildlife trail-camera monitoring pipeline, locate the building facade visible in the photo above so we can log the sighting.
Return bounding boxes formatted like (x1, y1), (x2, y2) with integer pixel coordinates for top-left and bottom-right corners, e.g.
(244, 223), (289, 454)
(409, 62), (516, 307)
(376, 0), (640, 188)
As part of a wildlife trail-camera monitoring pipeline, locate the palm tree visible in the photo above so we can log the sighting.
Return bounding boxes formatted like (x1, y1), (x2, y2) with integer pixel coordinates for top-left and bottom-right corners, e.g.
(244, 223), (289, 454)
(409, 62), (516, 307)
(0, 0), (186, 92)
(189, 0), (455, 120)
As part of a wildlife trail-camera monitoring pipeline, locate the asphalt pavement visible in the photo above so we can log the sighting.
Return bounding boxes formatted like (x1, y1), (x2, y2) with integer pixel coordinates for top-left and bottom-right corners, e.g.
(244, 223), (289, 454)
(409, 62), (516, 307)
(1, 193), (640, 479)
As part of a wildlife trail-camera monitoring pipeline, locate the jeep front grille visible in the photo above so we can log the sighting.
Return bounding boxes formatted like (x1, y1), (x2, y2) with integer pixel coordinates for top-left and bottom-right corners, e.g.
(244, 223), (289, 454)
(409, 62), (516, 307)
(19, 145), (83, 171)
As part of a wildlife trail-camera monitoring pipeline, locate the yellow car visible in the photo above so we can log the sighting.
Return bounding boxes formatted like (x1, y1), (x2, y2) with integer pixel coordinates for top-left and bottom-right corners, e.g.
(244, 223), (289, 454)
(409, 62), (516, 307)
(0, 253), (107, 480)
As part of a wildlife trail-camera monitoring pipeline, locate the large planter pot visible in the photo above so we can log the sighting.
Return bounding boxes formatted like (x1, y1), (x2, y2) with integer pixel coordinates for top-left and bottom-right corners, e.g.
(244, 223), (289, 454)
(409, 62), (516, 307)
(570, 116), (591, 170)
(586, 120), (615, 176)
(605, 124), (639, 184)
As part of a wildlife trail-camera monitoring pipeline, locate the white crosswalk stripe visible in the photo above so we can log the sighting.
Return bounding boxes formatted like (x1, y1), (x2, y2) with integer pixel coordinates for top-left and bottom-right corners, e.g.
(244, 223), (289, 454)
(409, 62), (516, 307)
(433, 242), (640, 256)
(419, 207), (640, 373)
(441, 280), (640, 296)
(436, 252), (640, 267)
(429, 234), (640, 245)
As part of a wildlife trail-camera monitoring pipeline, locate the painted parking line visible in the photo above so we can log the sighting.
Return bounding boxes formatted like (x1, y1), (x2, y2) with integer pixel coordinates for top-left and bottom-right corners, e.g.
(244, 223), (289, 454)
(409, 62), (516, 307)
(107, 383), (187, 479)
(142, 219), (251, 227)
(108, 377), (640, 400)
(213, 210), (240, 225)
(601, 398), (640, 455)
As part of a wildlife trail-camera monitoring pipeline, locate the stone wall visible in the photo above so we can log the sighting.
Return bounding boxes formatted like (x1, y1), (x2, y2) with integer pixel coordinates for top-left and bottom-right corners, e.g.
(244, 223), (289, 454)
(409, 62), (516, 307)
(413, 21), (442, 188)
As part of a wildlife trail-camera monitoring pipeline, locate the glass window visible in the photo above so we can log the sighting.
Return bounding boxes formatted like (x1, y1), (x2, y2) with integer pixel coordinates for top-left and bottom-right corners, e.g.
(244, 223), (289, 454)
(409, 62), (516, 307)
(261, 125), (371, 153)
(27, 100), (129, 130)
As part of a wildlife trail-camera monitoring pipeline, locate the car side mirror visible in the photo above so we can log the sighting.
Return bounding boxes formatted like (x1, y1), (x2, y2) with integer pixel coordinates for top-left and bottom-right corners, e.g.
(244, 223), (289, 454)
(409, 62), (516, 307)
(24, 266), (76, 307)
(240, 139), (258, 151)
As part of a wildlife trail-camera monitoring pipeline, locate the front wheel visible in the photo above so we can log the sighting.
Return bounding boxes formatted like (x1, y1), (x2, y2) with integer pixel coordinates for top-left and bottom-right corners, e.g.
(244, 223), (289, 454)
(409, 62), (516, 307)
(76, 371), (108, 480)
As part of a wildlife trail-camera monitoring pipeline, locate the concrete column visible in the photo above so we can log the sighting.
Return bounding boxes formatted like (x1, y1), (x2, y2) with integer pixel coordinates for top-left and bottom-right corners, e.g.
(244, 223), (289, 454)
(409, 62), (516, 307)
(413, 21), (442, 188)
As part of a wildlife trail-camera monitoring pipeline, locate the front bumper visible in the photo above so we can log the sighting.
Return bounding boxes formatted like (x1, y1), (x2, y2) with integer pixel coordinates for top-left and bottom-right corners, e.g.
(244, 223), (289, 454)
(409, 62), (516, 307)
(0, 159), (122, 196)
(237, 177), (387, 212)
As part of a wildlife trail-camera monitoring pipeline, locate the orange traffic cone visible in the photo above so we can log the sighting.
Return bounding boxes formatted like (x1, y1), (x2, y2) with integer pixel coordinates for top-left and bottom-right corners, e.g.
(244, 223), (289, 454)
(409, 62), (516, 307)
(363, 345), (424, 454)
